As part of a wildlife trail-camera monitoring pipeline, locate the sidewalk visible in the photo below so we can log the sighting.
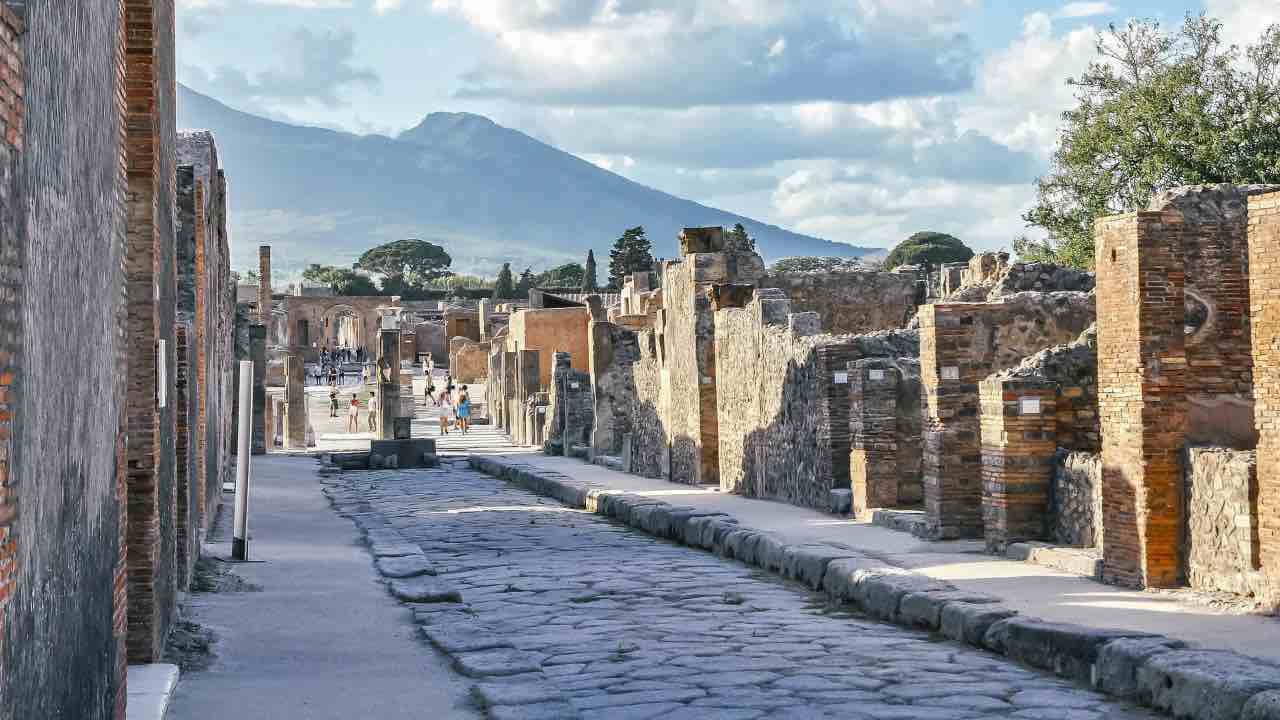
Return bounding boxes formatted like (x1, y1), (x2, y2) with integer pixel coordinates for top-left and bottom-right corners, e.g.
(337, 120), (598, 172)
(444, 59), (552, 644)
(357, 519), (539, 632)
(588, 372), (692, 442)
(469, 436), (1280, 664)
(166, 455), (479, 720)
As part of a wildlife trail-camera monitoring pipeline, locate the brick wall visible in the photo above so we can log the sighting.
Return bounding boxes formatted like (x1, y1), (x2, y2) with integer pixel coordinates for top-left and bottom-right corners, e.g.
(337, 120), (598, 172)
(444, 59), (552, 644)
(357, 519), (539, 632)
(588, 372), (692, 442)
(1, 0), (133, 715)
(1095, 211), (1187, 588)
(979, 377), (1058, 550)
(849, 358), (902, 514)
(0, 3), (20, 708)
(919, 293), (1094, 539)
(1249, 191), (1280, 596)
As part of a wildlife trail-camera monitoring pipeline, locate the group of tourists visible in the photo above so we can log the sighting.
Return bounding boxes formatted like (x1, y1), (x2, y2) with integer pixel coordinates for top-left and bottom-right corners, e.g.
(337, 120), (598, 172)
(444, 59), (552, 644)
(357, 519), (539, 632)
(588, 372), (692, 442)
(425, 375), (471, 435)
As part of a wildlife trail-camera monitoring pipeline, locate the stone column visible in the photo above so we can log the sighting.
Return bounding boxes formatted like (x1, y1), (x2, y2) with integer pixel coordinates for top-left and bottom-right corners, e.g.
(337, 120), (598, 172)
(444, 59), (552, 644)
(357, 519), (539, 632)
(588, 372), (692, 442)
(284, 354), (307, 449)
(1249, 191), (1280, 592)
(516, 350), (540, 445)
(849, 358), (900, 516)
(502, 350), (518, 436)
(250, 324), (266, 454)
(979, 376), (1058, 551)
(258, 245), (271, 325)
(1096, 210), (1187, 588)
(478, 299), (491, 340)
(377, 326), (401, 440)
(263, 394), (276, 450)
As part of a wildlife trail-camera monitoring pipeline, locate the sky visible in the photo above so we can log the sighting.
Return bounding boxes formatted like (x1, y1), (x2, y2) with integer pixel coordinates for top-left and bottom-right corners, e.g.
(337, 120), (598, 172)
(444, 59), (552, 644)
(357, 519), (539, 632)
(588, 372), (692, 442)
(176, 0), (1280, 253)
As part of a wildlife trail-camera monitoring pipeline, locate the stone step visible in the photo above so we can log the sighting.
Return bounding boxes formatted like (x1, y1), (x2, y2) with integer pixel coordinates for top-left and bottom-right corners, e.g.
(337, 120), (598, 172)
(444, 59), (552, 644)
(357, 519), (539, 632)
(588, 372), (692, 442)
(1006, 541), (1103, 580)
(870, 509), (927, 536)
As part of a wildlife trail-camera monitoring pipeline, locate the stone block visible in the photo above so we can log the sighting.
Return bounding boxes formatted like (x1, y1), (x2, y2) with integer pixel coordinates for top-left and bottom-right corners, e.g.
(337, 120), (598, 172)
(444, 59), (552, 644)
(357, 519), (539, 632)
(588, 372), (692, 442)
(375, 554), (436, 579)
(422, 625), (511, 654)
(1136, 649), (1280, 720)
(779, 544), (856, 590)
(1093, 637), (1185, 699)
(858, 573), (952, 622)
(820, 556), (898, 604)
(939, 602), (1017, 647)
(897, 590), (999, 631)
(828, 489), (852, 515)
(388, 577), (462, 603)
(981, 616), (1156, 683)
(1245, 690), (1280, 720)
(370, 439), (438, 470)
(679, 226), (725, 255)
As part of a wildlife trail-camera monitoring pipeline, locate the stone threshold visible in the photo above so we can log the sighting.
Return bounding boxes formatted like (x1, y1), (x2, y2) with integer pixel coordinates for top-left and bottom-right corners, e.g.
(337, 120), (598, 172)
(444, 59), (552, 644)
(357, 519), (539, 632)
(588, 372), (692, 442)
(1007, 541), (1104, 580)
(468, 454), (1280, 720)
(127, 663), (179, 720)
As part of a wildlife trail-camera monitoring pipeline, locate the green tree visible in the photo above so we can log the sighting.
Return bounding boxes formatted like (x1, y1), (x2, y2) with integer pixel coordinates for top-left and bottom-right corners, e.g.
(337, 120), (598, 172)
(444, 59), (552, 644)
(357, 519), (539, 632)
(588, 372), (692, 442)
(608, 226), (655, 289)
(516, 267), (535, 299)
(534, 262), (585, 288)
(769, 256), (866, 273)
(301, 264), (380, 296)
(492, 263), (516, 300)
(356, 239), (453, 290)
(727, 223), (755, 251)
(1026, 16), (1280, 269)
(582, 249), (599, 292)
(884, 231), (973, 269)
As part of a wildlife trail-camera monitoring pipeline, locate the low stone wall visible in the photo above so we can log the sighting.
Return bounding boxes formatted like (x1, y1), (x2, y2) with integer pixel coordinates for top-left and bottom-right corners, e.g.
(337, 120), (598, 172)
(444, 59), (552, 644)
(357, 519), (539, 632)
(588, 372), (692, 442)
(449, 337), (488, 384)
(587, 319), (668, 478)
(759, 269), (917, 335)
(1185, 447), (1265, 597)
(1051, 451), (1102, 548)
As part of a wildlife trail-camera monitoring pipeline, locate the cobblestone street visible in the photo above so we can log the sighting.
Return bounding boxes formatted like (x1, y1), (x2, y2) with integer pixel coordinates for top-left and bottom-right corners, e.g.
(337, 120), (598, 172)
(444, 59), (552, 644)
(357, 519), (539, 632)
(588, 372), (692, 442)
(323, 460), (1161, 720)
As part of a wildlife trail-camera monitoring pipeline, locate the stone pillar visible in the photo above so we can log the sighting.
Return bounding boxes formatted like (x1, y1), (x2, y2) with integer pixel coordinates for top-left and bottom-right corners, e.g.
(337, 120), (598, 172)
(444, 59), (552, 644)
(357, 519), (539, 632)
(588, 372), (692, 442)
(258, 245), (271, 324)
(399, 330), (416, 368)
(376, 326), (401, 440)
(502, 351), (517, 436)
(980, 376), (1058, 551)
(1096, 211), (1187, 588)
(478, 299), (491, 340)
(516, 350), (540, 446)
(284, 354), (307, 449)
(263, 394), (276, 450)
(919, 304), (986, 539)
(1249, 191), (1280, 590)
(250, 324), (266, 454)
(849, 358), (900, 516)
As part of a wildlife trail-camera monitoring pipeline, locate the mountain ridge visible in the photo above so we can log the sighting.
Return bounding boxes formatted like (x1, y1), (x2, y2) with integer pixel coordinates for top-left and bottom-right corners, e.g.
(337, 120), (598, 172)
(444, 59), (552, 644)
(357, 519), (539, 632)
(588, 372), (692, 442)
(175, 84), (874, 277)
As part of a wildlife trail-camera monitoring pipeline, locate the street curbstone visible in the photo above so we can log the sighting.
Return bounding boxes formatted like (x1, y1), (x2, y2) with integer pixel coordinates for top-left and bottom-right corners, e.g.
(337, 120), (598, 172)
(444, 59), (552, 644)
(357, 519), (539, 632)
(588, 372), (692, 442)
(1244, 690), (1280, 720)
(1136, 649), (1280, 720)
(897, 589), (998, 631)
(1094, 636), (1185, 700)
(981, 616), (1158, 684)
(940, 602), (1017, 647)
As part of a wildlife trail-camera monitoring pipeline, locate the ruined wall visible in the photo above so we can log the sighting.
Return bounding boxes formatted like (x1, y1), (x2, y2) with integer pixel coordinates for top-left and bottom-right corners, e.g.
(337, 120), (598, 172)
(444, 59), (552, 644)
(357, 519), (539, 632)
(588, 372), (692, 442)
(588, 318), (668, 476)
(1250, 191), (1280, 594)
(1052, 451), (1103, 548)
(506, 307), (589, 389)
(758, 269), (917, 335)
(1, 1), (130, 717)
(543, 352), (593, 455)
(920, 292), (1095, 539)
(415, 320), (446, 365)
(449, 337), (488, 383)
(1184, 447), (1265, 597)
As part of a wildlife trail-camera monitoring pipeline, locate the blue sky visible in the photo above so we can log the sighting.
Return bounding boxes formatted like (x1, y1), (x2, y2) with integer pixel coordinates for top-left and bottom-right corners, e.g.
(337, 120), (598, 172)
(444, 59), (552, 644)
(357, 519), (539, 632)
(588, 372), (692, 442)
(177, 0), (1275, 253)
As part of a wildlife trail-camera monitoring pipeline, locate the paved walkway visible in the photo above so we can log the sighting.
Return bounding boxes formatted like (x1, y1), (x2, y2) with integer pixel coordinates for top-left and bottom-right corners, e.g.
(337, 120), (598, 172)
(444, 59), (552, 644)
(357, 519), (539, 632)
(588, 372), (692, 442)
(167, 455), (479, 720)
(451, 426), (1280, 663)
(326, 460), (1160, 720)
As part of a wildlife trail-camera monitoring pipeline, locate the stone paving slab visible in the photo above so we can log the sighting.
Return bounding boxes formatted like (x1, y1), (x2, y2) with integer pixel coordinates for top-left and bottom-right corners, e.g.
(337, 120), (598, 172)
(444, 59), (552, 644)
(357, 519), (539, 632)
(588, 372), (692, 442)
(465, 452), (1280, 720)
(320, 460), (1170, 720)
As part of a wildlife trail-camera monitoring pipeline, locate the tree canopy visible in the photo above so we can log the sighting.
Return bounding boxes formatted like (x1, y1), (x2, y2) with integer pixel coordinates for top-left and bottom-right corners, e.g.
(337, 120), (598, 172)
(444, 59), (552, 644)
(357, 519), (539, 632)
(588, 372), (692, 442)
(583, 250), (599, 292)
(356, 239), (453, 288)
(608, 226), (655, 289)
(727, 223), (755, 251)
(769, 256), (867, 274)
(884, 231), (973, 269)
(534, 262), (586, 288)
(301, 264), (380, 296)
(1025, 16), (1280, 269)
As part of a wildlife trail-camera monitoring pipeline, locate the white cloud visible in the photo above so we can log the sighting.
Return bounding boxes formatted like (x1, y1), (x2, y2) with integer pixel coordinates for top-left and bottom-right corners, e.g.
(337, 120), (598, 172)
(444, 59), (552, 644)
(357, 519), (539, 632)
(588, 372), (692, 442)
(373, 0), (402, 13)
(1053, 2), (1114, 19)
(1205, 0), (1280, 48)
(179, 0), (352, 7)
(423, 0), (978, 106)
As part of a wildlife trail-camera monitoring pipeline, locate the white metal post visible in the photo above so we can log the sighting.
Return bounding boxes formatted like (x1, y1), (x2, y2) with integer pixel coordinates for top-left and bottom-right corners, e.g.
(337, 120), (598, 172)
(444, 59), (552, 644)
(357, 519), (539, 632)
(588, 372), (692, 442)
(233, 360), (253, 560)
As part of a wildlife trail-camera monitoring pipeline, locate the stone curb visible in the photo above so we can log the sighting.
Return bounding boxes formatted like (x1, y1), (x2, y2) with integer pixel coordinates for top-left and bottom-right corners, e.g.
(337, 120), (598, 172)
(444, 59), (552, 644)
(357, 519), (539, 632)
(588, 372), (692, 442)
(468, 454), (1280, 720)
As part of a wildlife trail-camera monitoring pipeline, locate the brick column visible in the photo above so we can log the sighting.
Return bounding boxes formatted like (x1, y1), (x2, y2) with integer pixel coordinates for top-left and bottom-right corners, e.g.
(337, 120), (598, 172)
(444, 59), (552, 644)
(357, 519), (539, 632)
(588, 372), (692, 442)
(250, 324), (266, 453)
(919, 304), (986, 539)
(1249, 191), (1280, 593)
(283, 354), (306, 448)
(849, 358), (900, 515)
(1096, 211), (1188, 588)
(258, 245), (271, 325)
(980, 377), (1058, 551)
(376, 327), (400, 440)
(0, 3), (22, 700)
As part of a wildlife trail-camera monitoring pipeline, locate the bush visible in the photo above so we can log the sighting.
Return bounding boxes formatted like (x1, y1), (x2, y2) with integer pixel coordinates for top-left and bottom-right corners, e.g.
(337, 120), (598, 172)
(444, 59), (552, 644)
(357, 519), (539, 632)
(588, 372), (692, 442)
(884, 231), (973, 270)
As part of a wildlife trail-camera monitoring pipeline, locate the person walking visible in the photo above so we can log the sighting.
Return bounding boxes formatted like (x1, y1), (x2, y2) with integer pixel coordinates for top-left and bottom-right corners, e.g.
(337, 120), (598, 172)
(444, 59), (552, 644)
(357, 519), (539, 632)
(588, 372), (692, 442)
(367, 394), (378, 434)
(329, 388), (339, 418)
(426, 380), (437, 406)
(346, 395), (360, 433)
(456, 385), (471, 434)
(437, 391), (453, 435)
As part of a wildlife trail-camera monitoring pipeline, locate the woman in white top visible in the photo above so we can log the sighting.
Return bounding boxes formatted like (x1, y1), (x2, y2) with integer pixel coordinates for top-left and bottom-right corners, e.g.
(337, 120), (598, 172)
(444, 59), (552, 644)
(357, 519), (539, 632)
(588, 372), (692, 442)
(437, 391), (453, 435)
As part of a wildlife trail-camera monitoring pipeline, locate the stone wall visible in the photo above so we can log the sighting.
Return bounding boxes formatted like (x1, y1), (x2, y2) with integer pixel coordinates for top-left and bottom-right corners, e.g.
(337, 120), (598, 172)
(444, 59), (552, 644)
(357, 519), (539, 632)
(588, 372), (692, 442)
(587, 318), (668, 477)
(1184, 447), (1265, 597)
(758, 268), (917, 335)
(0, 2), (129, 717)
(505, 307), (590, 389)
(543, 352), (593, 456)
(449, 337), (488, 383)
(415, 320), (446, 365)
(1051, 451), (1103, 548)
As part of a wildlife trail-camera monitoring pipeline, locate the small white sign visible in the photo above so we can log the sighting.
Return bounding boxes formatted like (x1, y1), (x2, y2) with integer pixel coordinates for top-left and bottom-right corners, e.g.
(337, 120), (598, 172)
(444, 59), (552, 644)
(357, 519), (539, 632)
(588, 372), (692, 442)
(833, 372), (849, 385)
(157, 340), (167, 408)
(869, 369), (886, 381)
(1020, 397), (1042, 415)
(941, 366), (960, 380)
(570, 382), (581, 390)
(537, 406), (546, 414)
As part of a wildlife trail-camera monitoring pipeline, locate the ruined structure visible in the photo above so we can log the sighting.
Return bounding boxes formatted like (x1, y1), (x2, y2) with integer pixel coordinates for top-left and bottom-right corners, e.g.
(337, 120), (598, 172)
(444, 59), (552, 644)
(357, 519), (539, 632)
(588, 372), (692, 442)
(0, 4), (238, 717)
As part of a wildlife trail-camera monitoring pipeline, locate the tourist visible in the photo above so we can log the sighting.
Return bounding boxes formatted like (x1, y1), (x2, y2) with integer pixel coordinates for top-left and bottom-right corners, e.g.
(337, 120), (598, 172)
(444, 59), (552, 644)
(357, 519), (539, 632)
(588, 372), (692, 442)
(456, 385), (471, 434)
(426, 381), (437, 406)
(329, 388), (338, 418)
(346, 395), (359, 433)
(446, 374), (455, 399)
(437, 391), (453, 435)
(328, 366), (338, 386)
(367, 394), (378, 433)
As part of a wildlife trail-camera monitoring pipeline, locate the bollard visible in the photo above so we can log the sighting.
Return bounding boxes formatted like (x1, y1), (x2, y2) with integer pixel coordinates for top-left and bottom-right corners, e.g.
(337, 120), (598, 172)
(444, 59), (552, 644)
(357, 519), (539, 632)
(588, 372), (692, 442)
(233, 359), (253, 560)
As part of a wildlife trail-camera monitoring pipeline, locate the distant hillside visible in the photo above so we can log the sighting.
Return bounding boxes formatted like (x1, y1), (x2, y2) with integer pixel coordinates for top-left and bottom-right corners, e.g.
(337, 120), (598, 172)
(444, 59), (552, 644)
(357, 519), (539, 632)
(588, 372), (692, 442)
(176, 85), (873, 277)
